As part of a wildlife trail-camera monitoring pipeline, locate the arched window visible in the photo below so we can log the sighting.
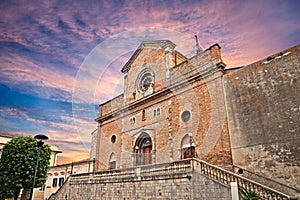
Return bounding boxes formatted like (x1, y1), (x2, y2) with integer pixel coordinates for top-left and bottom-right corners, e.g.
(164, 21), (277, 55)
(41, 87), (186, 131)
(180, 133), (196, 159)
(130, 117), (136, 126)
(153, 108), (161, 118)
(157, 108), (161, 116)
(142, 109), (146, 121)
(134, 133), (152, 166)
(108, 152), (116, 169)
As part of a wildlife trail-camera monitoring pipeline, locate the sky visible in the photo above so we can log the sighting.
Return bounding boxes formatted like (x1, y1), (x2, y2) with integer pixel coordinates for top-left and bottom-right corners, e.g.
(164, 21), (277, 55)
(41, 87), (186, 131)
(0, 0), (300, 164)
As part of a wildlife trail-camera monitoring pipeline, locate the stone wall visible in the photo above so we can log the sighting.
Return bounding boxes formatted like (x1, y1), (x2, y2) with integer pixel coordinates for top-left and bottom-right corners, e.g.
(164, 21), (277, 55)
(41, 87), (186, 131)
(59, 174), (230, 200)
(223, 44), (300, 190)
(49, 158), (297, 200)
(49, 160), (231, 200)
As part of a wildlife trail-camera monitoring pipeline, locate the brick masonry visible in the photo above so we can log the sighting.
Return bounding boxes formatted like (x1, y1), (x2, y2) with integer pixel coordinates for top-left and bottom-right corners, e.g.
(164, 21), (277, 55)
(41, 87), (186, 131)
(95, 41), (232, 171)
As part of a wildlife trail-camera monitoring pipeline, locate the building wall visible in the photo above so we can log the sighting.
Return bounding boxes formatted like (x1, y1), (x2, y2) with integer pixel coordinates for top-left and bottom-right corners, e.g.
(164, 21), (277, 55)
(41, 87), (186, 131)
(0, 135), (14, 157)
(100, 94), (124, 116)
(96, 118), (122, 169)
(45, 160), (94, 199)
(96, 41), (232, 171)
(223, 44), (300, 190)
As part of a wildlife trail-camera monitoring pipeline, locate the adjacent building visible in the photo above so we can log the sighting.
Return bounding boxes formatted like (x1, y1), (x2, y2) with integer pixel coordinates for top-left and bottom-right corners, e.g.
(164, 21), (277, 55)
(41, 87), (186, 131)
(44, 158), (94, 200)
(0, 134), (93, 200)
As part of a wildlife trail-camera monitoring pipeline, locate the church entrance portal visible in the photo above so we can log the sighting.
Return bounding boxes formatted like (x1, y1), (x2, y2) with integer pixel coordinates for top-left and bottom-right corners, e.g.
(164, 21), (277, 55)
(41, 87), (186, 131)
(134, 133), (152, 165)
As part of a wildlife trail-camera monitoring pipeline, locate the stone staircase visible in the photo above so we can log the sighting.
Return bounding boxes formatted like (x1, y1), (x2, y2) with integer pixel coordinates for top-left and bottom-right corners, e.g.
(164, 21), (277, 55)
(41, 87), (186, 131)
(192, 159), (298, 199)
(49, 158), (298, 199)
(230, 165), (299, 198)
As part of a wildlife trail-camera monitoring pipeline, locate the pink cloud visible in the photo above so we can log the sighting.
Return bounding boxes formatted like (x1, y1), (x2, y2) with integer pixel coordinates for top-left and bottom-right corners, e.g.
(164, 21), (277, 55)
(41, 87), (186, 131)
(1, 0), (299, 164)
(56, 150), (90, 164)
(0, 54), (75, 101)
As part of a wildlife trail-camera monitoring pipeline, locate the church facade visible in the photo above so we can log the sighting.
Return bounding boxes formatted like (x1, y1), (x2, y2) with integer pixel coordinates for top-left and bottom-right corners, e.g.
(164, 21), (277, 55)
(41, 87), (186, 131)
(94, 40), (232, 170)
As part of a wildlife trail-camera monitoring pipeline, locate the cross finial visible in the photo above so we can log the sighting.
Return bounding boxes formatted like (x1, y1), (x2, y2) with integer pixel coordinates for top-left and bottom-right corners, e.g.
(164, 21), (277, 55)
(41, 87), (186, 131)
(194, 33), (202, 54)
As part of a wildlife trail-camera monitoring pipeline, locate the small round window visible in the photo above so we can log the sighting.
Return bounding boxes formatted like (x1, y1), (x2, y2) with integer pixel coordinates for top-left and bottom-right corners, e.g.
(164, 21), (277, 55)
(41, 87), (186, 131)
(181, 111), (191, 122)
(111, 135), (116, 143)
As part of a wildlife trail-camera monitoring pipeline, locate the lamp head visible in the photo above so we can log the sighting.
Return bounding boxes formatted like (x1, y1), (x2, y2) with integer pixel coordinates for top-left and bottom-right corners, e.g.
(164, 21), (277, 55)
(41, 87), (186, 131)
(34, 135), (48, 140)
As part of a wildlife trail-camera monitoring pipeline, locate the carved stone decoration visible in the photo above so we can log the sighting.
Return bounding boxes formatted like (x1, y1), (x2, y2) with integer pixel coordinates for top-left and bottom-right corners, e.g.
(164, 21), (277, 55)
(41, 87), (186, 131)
(139, 74), (153, 92)
(134, 67), (155, 99)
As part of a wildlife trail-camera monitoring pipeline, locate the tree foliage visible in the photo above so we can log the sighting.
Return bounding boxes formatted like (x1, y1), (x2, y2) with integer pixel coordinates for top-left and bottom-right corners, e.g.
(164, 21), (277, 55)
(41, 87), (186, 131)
(239, 188), (260, 200)
(0, 137), (51, 199)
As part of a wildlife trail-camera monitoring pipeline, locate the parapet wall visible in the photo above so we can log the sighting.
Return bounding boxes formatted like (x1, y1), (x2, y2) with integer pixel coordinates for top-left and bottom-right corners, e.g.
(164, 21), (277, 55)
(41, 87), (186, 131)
(49, 159), (231, 200)
(49, 159), (296, 200)
(58, 173), (230, 200)
(99, 94), (124, 117)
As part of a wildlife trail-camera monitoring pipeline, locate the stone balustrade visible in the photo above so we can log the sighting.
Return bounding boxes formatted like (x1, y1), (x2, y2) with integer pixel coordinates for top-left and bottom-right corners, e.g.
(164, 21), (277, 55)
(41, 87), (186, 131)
(192, 159), (298, 200)
(51, 158), (298, 200)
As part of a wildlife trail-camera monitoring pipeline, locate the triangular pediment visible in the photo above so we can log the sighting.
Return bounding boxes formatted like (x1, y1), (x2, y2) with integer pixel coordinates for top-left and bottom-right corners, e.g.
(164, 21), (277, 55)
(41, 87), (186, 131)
(121, 40), (176, 74)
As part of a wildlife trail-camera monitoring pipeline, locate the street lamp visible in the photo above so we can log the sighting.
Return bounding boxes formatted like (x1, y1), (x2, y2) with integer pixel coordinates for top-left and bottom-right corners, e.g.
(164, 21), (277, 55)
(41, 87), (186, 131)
(135, 146), (139, 166)
(29, 134), (48, 200)
(92, 156), (96, 173)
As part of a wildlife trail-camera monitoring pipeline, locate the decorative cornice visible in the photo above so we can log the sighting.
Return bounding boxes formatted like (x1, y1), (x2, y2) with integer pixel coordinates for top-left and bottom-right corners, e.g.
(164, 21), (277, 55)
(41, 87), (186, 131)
(96, 63), (223, 124)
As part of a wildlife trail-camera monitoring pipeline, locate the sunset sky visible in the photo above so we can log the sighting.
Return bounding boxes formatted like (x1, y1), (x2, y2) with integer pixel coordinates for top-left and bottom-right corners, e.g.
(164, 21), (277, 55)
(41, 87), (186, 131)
(1, 0), (299, 164)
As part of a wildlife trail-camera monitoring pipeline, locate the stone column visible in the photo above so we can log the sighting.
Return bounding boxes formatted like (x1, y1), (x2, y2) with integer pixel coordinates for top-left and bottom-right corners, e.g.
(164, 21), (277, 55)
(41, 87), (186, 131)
(165, 47), (172, 84)
(123, 74), (128, 105)
(168, 99), (173, 161)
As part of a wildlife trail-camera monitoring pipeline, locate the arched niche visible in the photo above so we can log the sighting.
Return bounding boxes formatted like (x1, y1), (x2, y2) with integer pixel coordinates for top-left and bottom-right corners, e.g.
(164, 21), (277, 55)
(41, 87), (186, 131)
(108, 152), (116, 169)
(180, 133), (196, 159)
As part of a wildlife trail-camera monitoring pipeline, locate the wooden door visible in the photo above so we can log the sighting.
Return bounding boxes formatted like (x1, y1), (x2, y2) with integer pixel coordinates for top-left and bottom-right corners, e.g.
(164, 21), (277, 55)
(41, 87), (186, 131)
(183, 147), (195, 159)
(143, 146), (152, 165)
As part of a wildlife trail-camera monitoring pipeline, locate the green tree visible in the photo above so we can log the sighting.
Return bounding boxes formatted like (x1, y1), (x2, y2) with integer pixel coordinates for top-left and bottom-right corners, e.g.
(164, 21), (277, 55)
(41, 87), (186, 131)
(0, 137), (51, 200)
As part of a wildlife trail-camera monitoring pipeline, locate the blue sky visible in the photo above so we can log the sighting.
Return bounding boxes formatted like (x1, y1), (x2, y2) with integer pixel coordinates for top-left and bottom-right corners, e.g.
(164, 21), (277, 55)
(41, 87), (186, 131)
(1, 0), (300, 163)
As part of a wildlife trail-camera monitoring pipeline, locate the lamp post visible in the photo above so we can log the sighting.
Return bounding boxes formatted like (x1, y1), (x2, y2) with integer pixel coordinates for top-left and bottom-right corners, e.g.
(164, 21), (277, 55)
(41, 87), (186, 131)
(92, 157), (96, 173)
(29, 134), (48, 200)
(135, 146), (139, 166)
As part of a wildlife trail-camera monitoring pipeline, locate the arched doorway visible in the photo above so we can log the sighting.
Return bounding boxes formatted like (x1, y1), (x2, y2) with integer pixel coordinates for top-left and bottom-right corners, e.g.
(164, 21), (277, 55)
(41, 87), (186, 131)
(181, 133), (196, 159)
(108, 152), (116, 169)
(134, 132), (152, 165)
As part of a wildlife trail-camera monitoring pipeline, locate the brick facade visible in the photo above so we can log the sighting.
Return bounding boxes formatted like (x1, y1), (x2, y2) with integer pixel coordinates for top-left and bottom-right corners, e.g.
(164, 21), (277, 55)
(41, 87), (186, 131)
(95, 40), (232, 171)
